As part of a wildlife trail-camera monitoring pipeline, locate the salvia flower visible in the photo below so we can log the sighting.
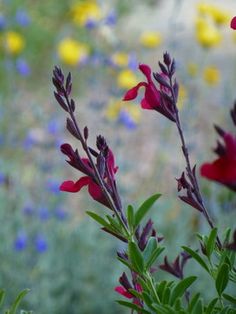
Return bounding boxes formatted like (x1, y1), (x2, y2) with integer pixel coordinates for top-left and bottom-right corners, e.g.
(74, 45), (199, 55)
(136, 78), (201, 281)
(159, 252), (191, 279)
(200, 127), (236, 191)
(230, 16), (236, 30)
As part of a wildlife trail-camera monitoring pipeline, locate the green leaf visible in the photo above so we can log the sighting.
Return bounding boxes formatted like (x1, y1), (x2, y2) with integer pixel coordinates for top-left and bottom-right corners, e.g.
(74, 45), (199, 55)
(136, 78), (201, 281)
(127, 205), (135, 230)
(205, 298), (218, 314)
(86, 211), (111, 229)
(143, 237), (157, 263)
(134, 194), (161, 228)
(0, 290), (5, 307)
(9, 289), (30, 314)
(128, 241), (144, 273)
(206, 228), (218, 258)
(142, 291), (153, 308)
(191, 298), (203, 314)
(170, 276), (197, 305)
(188, 293), (200, 312)
(182, 246), (210, 273)
(116, 300), (150, 313)
(151, 303), (176, 314)
(216, 263), (229, 296)
(163, 287), (171, 304)
(145, 247), (165, 270)
(106, 215), (122, 232)
(223, 294), (236, 305)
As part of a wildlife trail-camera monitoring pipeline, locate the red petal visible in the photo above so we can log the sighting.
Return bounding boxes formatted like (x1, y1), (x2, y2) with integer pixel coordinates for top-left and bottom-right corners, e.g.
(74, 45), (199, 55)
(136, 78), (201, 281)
(141, 98), (152, 109)
(200, 158), (236, 183)
(123, 82), (146, 101)
(231, 16), (236, 29)
(139, 64), (152, 82)
(224, 133), (236, 157)
(60, 176), (91, 192)
(114, 286), (133, 299)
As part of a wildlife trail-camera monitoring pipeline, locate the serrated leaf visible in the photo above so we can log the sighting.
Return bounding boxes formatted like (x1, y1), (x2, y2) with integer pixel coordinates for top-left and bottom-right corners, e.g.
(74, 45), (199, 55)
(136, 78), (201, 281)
(86, 211), (111, 229)
(205, 298), (218, 314)
(9, 289), (30, 314)
(128, 241), (144, 273)
(170, 276), (197, 305)
(116, 300), (150, 313)
(0, 290), (5, 307)
(134, 194), (161, 228)
(216, 263), (229, 296)
(223, 294), (236, 305)
(206, 228), (218, 258)
(146, 247), (165, 270)
(127, 205), (135, 230)
(182, 246), (210, 273)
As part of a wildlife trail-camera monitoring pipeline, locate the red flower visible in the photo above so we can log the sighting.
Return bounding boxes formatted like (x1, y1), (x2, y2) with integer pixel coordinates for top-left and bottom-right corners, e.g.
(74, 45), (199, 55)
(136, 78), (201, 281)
(200, 132), (236, 190)
(114, 286), (133, 299)
(230, 16), (236, 30)
(123, 64), (176, 122)
(60, 143), (118, 207)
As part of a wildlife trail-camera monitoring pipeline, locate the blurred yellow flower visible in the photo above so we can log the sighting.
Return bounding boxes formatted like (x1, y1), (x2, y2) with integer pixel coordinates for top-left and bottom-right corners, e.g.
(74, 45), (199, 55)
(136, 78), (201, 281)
(187, 63), (198, 77)
(111, 52), (129, 67)
(71, 1), (102, 26)
(203, 66), (220, 86)
(4, 31), (24, 55)
(196, 22), (222, 48)
(58, 38), (89, 66)
(177, 84), (188, 110)
(197, 2), (230, 25)
(139, 31), (162, 48)
(105, 100), (123, 120)
(117, 69), (138, 89)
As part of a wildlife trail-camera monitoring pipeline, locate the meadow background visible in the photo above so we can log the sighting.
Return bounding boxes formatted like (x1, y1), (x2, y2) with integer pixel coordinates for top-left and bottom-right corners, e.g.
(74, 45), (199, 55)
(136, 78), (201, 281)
(0, 0), (236, 313)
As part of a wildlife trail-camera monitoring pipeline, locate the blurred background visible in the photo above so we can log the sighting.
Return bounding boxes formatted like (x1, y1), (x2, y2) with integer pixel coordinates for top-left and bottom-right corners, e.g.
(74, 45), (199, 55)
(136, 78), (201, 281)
(0, 0), (236, 313)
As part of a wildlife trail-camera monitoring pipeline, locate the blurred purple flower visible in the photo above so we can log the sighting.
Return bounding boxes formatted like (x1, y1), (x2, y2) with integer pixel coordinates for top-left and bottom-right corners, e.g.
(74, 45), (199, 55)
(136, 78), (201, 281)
(22, 205), (34, 216)
(47, 118), (60, 135)
(119, 110), (137, 130)
(38, 207), (50, 221)
(46, 179), (60, 194)
(0, 14), (7, 30)
(54, 207), (68, 220)
(16, 58), (31, 76)
(14, 232), (27, 251)
(35, 234), (48, 253)
(15, 9), (31, 27)
(104, 10), (117, 26)
(23, 132), (37, 150)
(128, 54), (138, 71)
(85, 18), (97, 29)
(0, 173), (5, 184)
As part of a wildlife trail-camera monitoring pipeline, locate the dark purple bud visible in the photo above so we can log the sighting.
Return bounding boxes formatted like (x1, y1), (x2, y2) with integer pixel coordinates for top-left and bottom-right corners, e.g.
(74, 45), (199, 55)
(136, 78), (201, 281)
(119, 272), (132, 291)
(153, 72), (170, 88)
(214, 140), (226, 156)
(163, 52), (171, 66)
(53, 66), (64, 84)
(170, 59), (176, 76)
(97, 153), (105, 177)
(159, 256), (181, 278)
(66, 118), (80, 140)
(52, 78), (64, 95)
(88, 147), (99, 157)
(176, 172), (190, 192)
(83, 126), (89, 140)
(70, 99), (75, 112)
(117, 251), (128, 260)
(214, 124), (225, 137)
(54, 92), (68, 112)
(138, 219), (153, 251)
(158, 62), (168, 75)
(96, 135), (108, 156)
(66, 72), (72, 96)
(173, 80), (179, 101)
(179, 195), (203, 212)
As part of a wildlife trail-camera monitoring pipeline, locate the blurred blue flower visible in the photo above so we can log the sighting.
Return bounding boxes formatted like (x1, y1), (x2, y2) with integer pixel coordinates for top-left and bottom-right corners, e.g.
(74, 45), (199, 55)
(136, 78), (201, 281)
(23, 132), (36, 150)
(22, 205), (34, 216)
(35, 234), (48, 253)
(104, 10), (117, 26)
(46, 179), (60, 194)
(16, 58), (31, 76)
(119, 110), (137, 130)
(15, 9), (31, 27)
(128, 54), (138, 71)
(38, 206), (50, 221)
(85, 18), (97, 29)
(0, 172), (5, 184)
(0, 14), (7, 30)
(14, 232), (27, 251)
(47, 118), (60, 135)
(54, 207), (68, 221)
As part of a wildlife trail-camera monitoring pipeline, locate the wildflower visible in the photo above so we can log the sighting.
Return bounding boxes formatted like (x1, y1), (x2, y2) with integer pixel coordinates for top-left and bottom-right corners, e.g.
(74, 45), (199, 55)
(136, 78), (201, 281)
(4, 31), (25, 55)
(111, 52), (129, 67)
(57, 38), (89, 66)
(105, 99), (123, 120)
(38, 207), (50, 221)
(35, 234), (48, 253)
(60, 142), (118, 208)
(0, 14), (7, 30)
(16, 58), (30, 76)
(123, 62), (176, 122)
(231, 16), (236, 30)
(71, 1), (102, 26)
(117, 69), (139, 89)
(104, 10), (117, 26)
(15, 9), (31, 27)
(159, 252), (191, 279)
(54, 207), (68, 220)
(14, 232), (27, 251)
(203, 66), (220, 86)
(195, 20), (221, 48)
(197, 3), (230, 25)
(139, 31), (162, 48)
(200, 129), (236, 191)
(22, 205), (34, 216)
